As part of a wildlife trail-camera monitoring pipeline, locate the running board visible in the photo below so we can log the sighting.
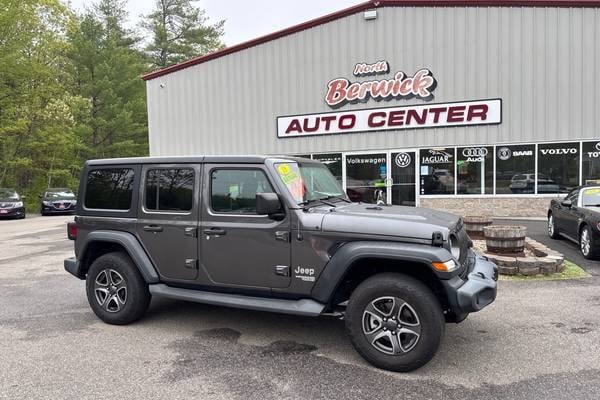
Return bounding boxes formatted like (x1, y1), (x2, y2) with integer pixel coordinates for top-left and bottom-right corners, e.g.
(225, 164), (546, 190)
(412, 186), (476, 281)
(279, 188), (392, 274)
(149, 284), (326, 317)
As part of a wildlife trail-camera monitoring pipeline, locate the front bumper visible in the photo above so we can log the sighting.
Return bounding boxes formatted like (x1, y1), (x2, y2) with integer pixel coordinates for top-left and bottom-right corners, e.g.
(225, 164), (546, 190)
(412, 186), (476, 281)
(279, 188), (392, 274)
(64, 257), (85, 280)
(442, 249), (498, 317)
(0, 207), (25, 218)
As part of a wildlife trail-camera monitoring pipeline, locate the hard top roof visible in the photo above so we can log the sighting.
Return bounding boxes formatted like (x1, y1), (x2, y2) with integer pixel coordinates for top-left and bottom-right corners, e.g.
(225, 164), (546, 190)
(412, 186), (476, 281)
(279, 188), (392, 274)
(85, 155), (315, 166)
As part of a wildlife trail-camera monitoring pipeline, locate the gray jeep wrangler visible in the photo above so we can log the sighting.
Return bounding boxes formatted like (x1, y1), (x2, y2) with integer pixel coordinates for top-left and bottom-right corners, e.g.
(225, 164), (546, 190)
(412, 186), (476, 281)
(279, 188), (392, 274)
(64, 155), (497, 372)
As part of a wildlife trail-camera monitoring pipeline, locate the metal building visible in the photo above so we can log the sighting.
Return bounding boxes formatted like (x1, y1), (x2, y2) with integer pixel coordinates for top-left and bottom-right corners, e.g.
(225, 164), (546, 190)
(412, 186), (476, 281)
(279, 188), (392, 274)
(142, 0), (600, 217)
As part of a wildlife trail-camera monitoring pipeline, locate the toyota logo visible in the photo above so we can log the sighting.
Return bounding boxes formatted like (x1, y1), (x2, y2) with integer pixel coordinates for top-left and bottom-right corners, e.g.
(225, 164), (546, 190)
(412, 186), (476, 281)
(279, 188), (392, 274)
(395, 152), (411, 168)
(462, 147), (488, 157)
(497, 147), (511, 161)
(596, 142), (600, 151)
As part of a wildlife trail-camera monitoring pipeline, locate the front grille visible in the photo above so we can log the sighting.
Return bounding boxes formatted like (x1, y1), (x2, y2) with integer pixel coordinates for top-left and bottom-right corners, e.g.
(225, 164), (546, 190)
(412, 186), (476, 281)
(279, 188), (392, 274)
(0, 202), (14, 209)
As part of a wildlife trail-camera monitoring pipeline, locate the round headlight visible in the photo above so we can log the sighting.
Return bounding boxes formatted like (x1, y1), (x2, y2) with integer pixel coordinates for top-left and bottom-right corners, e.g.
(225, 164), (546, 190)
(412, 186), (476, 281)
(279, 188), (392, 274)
(14, 201), (23, 207)
(450, 235), (461, 260)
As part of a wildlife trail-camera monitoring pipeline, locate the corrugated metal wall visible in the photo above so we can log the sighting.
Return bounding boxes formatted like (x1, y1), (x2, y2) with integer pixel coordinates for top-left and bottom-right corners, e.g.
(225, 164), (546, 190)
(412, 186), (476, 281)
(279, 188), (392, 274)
(146, 6), (600, 156)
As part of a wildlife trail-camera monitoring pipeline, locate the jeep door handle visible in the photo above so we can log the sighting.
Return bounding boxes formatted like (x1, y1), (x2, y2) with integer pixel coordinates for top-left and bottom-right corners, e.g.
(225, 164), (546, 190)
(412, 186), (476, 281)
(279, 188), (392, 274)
(143, 225), (163, 233)
(204, 228), (226, 236)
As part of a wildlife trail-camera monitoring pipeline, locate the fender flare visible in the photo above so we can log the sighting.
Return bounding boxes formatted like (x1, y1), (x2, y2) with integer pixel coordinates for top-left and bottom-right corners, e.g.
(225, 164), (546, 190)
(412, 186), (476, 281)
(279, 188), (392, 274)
(80, 230), (160, 283)
(311, 241), (453, 304)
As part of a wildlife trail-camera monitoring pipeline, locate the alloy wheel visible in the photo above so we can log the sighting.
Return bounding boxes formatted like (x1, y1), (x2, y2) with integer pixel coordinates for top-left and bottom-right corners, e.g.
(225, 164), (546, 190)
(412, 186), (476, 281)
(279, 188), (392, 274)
(94, 269), (128, 313)
(362, 296), (421, 355)
(581, 228), (591, 256)
(548, 216), (554, 236)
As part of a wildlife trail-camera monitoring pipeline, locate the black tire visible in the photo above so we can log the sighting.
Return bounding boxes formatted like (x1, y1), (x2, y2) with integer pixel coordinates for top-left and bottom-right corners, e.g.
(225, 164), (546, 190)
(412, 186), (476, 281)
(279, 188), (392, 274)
(548, 212), (560, 239)
(345, 273), (444, 372)
(579, 225), (599, 260)
(86, 252), (151, 325)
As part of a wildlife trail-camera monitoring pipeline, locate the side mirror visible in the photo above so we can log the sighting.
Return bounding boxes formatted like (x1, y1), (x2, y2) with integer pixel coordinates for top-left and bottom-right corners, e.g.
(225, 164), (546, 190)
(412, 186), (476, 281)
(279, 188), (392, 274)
(561, 199), (572, 208)
(256, 192), (283, 217)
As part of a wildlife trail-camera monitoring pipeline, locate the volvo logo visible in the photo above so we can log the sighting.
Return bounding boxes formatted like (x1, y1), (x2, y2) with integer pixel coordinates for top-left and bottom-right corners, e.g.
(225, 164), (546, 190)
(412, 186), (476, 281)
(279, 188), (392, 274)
(497, 147), (511, 161)
(394, 152), (411, 168)
(462, 147), (488, 157)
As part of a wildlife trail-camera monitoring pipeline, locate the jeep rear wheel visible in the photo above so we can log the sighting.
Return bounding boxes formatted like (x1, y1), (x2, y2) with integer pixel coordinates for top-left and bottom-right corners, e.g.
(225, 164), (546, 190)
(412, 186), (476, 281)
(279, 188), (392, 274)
(86, 252), (151, 325)
(345, 273), (444, 372)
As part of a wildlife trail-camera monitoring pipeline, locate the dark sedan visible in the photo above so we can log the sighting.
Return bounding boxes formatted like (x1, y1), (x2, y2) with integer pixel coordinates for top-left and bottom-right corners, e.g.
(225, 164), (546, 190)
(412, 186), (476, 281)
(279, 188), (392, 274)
(40, 188), (77, 215)
(0, 188), (26, 219)
(548, 186), (600, 259)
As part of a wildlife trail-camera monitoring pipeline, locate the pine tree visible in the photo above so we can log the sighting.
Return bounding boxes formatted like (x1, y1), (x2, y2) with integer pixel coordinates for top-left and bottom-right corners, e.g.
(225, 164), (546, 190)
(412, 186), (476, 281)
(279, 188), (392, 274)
(142, 0), (225, 69)
(67, 0), (149, 159)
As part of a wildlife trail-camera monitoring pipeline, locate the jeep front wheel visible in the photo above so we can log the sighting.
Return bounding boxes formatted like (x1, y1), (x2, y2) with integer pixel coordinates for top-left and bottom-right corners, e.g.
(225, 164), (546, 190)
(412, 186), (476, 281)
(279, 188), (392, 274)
(345, 273), (444, 372)
(86, 252), (151, 325)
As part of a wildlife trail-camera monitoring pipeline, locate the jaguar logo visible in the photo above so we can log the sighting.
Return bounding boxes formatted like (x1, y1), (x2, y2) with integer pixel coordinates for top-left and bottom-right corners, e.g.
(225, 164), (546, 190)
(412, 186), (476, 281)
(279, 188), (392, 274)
(394, 152), (411, 168)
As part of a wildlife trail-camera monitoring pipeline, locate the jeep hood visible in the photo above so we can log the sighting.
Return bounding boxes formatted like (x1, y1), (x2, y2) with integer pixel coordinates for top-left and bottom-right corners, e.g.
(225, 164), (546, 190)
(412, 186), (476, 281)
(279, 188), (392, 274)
(316, 203), (460, 240)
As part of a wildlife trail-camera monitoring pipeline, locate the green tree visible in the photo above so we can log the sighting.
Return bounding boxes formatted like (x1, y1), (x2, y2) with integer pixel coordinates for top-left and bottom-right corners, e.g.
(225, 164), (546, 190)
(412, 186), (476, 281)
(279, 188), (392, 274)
(67, 0), (148, 159)
(142, 0), (225, 69)
(0, 0), (81, 206)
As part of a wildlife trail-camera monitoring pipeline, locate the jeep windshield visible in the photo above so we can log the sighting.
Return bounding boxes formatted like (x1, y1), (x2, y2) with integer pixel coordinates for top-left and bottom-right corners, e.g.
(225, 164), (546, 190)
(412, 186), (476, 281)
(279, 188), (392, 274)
(275, 162), (348, 206)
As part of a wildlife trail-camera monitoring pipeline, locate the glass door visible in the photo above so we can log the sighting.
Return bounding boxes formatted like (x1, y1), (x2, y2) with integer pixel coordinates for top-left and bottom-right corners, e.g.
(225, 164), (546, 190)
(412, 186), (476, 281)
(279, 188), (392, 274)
(390, 151), (417, 206)
(344, 152), (388, 204)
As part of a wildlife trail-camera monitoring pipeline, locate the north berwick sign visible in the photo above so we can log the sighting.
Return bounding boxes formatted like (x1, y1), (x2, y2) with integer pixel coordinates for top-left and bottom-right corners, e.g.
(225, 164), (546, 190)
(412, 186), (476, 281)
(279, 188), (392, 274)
(276, 61), (502, 138)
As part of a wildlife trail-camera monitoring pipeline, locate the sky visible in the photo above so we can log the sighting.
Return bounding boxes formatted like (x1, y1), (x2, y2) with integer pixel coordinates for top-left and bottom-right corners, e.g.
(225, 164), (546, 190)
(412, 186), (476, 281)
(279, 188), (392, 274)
(68, 0), (365, 46)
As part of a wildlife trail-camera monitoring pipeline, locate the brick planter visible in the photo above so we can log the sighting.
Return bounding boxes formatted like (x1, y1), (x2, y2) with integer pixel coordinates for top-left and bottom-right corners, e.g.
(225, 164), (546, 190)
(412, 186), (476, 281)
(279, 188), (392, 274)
(479, 238), (565, 276)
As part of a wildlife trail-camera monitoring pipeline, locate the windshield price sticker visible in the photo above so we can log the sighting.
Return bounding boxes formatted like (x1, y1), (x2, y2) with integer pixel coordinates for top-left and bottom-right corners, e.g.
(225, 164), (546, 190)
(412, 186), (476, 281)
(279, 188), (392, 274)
(277, 163), (304, 202)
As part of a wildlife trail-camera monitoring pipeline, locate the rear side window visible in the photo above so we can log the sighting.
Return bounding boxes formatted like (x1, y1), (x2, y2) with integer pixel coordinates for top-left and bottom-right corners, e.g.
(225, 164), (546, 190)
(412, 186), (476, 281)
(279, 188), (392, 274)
(211, 169), (274, 214)
(145, 168), (194, 212)
(85, 168), (135, 210)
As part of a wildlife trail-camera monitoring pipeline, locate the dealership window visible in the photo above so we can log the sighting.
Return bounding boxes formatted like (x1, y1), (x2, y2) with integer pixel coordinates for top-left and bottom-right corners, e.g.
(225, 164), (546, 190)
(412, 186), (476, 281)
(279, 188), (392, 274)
(211, 169), (274, 214)
(85, 168), (135, 210)
(582, 141), (600, 185)
(145, 168), (194, 212)
(294, 154), (312, 159)
(312, 153), (343, 183)
(345, 153), (387, 203)
(456, 146), (493, 194)
(419, 148), (455, 195)
(495, 144), (536, 194)
(537, 142), (580, 193)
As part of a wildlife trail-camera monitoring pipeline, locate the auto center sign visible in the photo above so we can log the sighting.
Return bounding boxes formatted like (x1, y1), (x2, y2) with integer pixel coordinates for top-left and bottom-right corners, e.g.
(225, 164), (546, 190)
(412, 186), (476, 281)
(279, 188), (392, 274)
(277, 61), (502, 138)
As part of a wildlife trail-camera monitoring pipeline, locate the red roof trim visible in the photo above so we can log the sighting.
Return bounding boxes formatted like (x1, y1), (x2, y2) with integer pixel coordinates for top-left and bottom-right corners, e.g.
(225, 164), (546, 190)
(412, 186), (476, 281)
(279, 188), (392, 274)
(142, 0), (600, 81)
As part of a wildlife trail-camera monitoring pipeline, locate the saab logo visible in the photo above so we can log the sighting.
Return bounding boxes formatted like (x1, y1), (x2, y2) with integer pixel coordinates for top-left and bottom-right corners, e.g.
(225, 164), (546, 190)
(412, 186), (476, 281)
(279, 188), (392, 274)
(540, 148), (577, 155)
(513, 150), (533, 156)
(422, 149), (452, 164)
(462, 147), (488, 158)
(497, 147), (511, 161)
(294, 266), (316, 282)
(395, 152), (411, 168)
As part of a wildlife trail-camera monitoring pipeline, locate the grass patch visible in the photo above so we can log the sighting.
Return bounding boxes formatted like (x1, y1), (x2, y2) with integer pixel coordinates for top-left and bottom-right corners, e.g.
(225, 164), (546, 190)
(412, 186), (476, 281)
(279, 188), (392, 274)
(499, 260), (591, 281)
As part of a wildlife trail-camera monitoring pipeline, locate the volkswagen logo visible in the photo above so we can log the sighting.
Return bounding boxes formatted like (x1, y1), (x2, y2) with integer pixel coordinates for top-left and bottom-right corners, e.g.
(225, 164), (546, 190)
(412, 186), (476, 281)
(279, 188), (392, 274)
(462, 147), (488, 157)
(497, 147), (511, 161)
(395, 152), (411, 168)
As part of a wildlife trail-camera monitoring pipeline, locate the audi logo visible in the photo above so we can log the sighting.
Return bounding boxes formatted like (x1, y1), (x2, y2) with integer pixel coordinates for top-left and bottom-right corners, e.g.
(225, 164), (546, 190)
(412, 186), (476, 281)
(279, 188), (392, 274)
(462, 147), (488, 157)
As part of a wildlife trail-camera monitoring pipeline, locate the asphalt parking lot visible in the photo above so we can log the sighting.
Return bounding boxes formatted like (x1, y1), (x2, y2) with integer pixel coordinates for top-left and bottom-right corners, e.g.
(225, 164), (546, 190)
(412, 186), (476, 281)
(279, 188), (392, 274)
(1, 216), (600, 400)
